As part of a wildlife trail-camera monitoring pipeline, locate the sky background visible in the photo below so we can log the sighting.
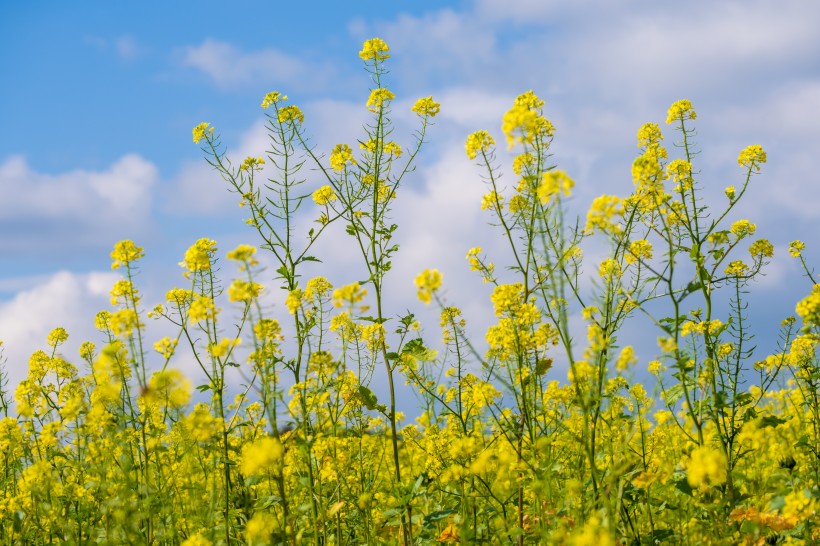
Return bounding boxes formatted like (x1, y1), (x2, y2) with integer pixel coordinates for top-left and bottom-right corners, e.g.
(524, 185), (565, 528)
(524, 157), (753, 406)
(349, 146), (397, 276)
(1, 0), (819, 413)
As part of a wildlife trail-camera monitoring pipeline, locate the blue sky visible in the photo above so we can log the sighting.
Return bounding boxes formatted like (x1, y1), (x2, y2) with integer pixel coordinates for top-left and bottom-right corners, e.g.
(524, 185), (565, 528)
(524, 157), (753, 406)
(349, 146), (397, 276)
(2, 1), (819, 410)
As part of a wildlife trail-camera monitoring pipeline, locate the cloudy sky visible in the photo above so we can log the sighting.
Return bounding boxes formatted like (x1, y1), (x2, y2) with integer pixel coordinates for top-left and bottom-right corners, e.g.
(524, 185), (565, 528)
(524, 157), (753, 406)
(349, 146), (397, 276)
(1, 1), (819, 411)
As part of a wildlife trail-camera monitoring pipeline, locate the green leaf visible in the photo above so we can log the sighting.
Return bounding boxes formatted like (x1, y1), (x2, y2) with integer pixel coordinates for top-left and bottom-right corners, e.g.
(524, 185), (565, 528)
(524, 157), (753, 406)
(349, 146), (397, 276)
(357, 386), (380, 411)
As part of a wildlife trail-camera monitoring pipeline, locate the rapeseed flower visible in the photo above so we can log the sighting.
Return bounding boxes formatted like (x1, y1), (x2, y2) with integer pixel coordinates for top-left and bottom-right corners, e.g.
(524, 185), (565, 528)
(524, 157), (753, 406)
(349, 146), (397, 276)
(666, 99), (696, 125)
(359, 37), (390, 61)
(465, 130), (494, 160)
(411, 96), (440, 118)
(192, 122), (214, 144)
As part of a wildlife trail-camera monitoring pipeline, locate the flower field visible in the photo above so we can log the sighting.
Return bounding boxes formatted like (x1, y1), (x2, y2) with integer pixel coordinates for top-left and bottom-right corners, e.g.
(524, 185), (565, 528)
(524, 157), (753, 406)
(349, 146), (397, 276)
(2, 38), (819, 545)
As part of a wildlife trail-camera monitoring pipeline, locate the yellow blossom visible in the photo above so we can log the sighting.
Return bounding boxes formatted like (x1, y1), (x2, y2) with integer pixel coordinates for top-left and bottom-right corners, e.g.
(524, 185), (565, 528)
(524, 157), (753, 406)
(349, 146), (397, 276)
(192, 122), (214, 144)
(465, 130), (495, 160)
(415, 269), (442, 305)
(666, 100), (696, 125)
(738, 144), (767, 171)
(277, 105), (304, 124)
(312, 185), (337, 206)
(329, 143), (356, 171)
(686, 445), (726, 490)
(359, 37), (390, 61)
(411, 96), (440, 118)
(110, 240), (145, 270)
(180, 238), (217, 276)
(366, 88), (395, 112)
(261, 91), (287, 109)
(789, 240), (805, 257)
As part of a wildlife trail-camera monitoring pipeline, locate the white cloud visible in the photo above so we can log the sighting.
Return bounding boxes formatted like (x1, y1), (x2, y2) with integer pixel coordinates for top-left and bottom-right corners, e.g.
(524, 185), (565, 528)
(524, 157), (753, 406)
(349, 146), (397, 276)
(0, 154), (158, 250)
(180, 39), (334, 91)
(0, 271), (117, 389)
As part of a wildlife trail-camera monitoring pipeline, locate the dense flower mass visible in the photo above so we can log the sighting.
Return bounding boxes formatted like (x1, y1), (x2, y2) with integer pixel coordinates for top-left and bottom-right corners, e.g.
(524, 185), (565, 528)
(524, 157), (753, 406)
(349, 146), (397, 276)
(5, 40), (818, 546)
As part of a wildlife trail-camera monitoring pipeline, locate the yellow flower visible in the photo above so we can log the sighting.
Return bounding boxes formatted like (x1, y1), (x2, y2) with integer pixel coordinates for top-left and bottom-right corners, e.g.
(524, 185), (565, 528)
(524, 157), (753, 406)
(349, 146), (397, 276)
(730, 219), (756, 238)
(626, 239), (653, 265)
(725, 260), (749, 276)
(637, 122), (663, 148)
(738, 144), (767, 171)
(47, 327), (69, 347)
(415, 269), (442, 305)
(383, 141), (402, 157)
(312, 185), (337, 206)
(789, 240), (805, 257)
(145, 369), (191, 409)
(226, 244), (259, 269)
(501, 91), (554, 149)
(181, 533), (212, 546)
(153, 337), (178, 359)
(188, 294), (217, 323)
(724, 185), (736, 200)
(359, 37), (390, 61)
(366, 88), (395, 112)
(329, 143), (356, 171)
(361, 323), (386, 351)
(615, 345), (636, 372)
(686, 445), (727, 490)
(208, 337), (240, 358)
(585, 195), (623, 234)
(465, 130), (495, 160)
(180, 238), (217, 276)
(332, 282), (367, 308)
(110, 240), (145, 270)
(411, 96), (440, 118)
(749, 238), (773, 258)
(490, 283), (524, 316)
(110, 309), (140, 337)
(277, 105), (304, 124)
(481, 190), (502, 211)
(598, 258), (622, 280)
(796, 284), (820, 327)
(538, 170), (574, 203)
(192, 122), (214, 144)
(241, 435), (284, 476)
(666, 99), (696, 125)
(261, 91), (287, 109)
(239, 156), (265, 171)
(254, 318), (283, 342)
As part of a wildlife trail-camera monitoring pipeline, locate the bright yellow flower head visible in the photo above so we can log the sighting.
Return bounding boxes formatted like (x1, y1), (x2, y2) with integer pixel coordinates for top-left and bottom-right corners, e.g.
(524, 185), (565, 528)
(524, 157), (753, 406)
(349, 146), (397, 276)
(411, 96), (440, 118)
(239, 156), (265, 171)
(415, 269), (443, 305)
(359, 37), (390, 61)
(47, 327), (69, 347)
(738, 144), (766, 171)
(686, 445), (726, 490)
(111, 240), (145, 270)
(636, 122), (664, 148)
(192, 122), (214, 144)
(666, 99), (696, 125)
(277, 105), (304, 124)
(789, 240), (805, 257)
(730, 219), (756, 239)
(312, 185), (337, 206)
(261, 91), (287, 109)
(241, 436), (284, 476)
(329, 143), (356, 171)
(145, 369), (191, 409)
(180, 238), (217, 276)
(366, 87), (395, 113)
(465, 130), (495, 160)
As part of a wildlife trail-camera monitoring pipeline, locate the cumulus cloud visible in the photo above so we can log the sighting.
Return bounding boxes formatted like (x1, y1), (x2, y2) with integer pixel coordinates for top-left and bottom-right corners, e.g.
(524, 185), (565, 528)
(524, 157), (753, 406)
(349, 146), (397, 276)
(0, 154), (158, 253)
(180, 39), (335, 91)
(0, 270), (117, 389)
